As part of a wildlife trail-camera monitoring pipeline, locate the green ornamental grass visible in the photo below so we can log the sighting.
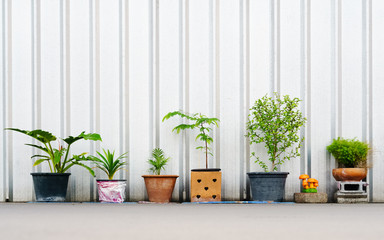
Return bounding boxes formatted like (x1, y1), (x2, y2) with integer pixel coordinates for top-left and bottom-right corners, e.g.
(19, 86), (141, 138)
(327, 138), (369, 168)
(89, 149), (128, 180)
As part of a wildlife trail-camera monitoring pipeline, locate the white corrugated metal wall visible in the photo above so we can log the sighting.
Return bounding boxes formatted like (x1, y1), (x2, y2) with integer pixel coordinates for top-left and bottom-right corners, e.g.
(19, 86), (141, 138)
(1, 0), (384, 202)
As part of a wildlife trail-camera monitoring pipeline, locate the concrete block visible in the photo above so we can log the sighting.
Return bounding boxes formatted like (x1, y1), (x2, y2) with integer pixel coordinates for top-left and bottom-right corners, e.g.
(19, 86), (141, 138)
(294, 193), (328, 203)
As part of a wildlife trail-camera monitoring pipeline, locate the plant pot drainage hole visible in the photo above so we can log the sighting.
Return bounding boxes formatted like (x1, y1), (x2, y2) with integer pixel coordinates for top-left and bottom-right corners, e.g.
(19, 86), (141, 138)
(197, 195), (201, 199)
(212, 179), (217, 182)
(212, 195), (216, 199)
(204, 187), (209, 191)
(197, 179), (201, 183)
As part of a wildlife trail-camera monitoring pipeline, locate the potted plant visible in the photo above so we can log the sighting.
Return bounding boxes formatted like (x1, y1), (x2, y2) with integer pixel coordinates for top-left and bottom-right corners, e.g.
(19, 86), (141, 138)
(88, 149), (128, 203)
(327, 138), (369, 181)
(246, 93), (306, 202)
(142, 148), (178, 203)
(162, 111), (220, 202)
(5, 128), (102, 201)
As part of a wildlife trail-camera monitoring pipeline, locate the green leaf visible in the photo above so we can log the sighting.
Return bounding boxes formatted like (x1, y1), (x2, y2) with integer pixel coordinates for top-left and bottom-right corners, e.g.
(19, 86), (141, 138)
(5, 128), (56, 143)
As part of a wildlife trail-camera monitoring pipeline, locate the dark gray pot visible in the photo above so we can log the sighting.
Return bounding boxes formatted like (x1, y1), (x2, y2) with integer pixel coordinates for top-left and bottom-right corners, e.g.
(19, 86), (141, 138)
(31, 173), (71, 202)
(247, 172), (289, 202)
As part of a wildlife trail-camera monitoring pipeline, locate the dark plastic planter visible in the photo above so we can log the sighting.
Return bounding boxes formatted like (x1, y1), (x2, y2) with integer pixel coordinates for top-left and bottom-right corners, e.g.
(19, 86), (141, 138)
(31, 173), (71, 202)
(247, 172), (289, 202)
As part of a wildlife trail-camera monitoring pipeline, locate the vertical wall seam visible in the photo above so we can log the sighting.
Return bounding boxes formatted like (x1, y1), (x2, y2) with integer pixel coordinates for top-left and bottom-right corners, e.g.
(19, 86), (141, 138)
(208, 0), (214, 169)
(89, 0), (94, 201)
(214, 0), (220, 170)
(124, 0), (130, 200)
(178, 0), (184, 202)
(7, 0), (13, 202)
(269, 0), (274, 96)
(31, 0), (35, 176)
(155, 0), (160, 148)
(367, 0), (373, 202)
(239, 0), (244, 200)
(362, 0), (367, 143)
(276, 0), (280, 94)
(337, 0), (342, 138)
(118, 0), (123, 179)
(60, 0), (64, 139)
(36, 0), (41, 173)
(148, 0), (154, 153)
(245, 0), (250, 200)
(185, 0), (190, 201)
(2, 0), (7, 201)
(65, 0), (70, 145)
(306, 0), (312, 177)
(300, 0), (306, 176)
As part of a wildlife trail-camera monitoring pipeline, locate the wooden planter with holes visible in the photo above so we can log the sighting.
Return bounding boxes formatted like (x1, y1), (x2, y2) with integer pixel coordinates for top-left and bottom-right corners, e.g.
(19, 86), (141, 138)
(191, 169), (221, 202)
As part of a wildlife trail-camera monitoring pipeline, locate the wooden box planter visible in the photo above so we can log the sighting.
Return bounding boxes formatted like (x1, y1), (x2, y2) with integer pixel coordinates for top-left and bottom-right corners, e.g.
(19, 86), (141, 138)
(191, 169), (221, 202)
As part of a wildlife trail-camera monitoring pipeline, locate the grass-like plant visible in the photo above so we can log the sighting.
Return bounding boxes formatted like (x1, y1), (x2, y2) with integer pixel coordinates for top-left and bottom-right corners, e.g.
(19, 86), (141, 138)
(327, 138), (369, 168)
(89, 149), (128, 180)
(162, 111), (219, 169)
(5, 128), (102, 175)
(148, 148), (170, 175)
(246, 93), (307, 172)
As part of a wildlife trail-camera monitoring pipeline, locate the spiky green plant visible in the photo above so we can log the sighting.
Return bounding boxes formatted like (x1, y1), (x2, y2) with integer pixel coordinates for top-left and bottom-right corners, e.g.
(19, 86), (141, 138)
(148, 148), (170, 175)
(4, 128), (102, 175)
(89, 149), (128, 180)
(162, 111), (219, 169)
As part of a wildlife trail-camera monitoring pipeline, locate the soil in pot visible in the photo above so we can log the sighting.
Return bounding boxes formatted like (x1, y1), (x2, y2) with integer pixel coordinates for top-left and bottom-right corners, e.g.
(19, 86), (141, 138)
(96, 180), (126, 203)
(142, 175), (178, 203)
(31, 173), (71, 202)
(247, 172), (289, 202)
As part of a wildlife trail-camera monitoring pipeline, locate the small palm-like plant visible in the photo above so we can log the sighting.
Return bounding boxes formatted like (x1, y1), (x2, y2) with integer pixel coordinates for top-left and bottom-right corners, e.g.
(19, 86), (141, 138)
(89, 149), (128, 180)
(148, 148), (170, 175)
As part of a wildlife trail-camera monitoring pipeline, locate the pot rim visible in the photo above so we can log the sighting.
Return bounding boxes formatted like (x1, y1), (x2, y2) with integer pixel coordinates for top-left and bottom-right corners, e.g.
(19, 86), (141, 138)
(96, 179), (127, 182)
(247, 172), (289, 175)
(191, 168), (221, 172)
(142, 175), (179, 178)
(31, 172), (71, 176)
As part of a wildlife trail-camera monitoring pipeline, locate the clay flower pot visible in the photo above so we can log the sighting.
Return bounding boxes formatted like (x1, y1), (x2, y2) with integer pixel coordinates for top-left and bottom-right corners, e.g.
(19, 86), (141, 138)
(332, 168), (367, 181)
(142, 175), (178, 203)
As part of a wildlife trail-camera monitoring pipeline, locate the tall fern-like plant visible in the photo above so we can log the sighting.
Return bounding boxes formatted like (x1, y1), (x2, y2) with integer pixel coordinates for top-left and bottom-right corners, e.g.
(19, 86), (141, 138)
(89, 149), (128, 180)
(148, 148), (170, 175)
(162, 111), (219, 169)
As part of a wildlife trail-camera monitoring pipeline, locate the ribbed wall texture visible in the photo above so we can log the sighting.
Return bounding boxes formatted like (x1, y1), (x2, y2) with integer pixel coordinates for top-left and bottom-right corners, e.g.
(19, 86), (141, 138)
(1, 0), (384, 202)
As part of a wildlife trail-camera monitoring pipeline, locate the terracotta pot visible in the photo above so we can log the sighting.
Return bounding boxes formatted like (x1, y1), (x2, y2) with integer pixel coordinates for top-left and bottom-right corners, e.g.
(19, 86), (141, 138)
(332, 168), (367, 181)
(142, 175), (178, 203)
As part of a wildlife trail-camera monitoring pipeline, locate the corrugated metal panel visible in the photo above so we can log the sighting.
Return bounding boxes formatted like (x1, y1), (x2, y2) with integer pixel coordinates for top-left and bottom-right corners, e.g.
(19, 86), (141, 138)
(1, 0), (383, 202)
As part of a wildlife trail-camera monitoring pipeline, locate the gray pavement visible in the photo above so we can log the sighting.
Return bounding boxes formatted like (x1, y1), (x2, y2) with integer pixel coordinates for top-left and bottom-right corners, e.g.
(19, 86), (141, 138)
(0, 202), (384, 240)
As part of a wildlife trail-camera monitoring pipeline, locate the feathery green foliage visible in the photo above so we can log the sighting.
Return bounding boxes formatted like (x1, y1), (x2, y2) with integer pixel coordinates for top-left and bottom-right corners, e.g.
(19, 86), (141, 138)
(5, 128), (102, 175)
(246, 93), (306, 172)
(162, 111), (219, 169)
(148, 148), (170, 175)
(88, 149), (128, 180)
(327, 138), (369, 168)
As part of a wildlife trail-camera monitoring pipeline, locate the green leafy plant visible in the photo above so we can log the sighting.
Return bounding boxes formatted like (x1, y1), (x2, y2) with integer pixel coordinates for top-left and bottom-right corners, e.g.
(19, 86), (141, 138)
(246, 93), (307, 172)
(162, 111), (219, 169)
(148, 148), (170, 175)
(327, 138), (369, 168)
(5, 128), (102, 175)
(88, 149), (128, 180)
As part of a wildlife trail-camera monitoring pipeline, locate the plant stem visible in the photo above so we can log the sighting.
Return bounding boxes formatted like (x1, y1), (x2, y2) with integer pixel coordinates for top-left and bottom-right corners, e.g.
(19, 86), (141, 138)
(205, 139), (208, 169)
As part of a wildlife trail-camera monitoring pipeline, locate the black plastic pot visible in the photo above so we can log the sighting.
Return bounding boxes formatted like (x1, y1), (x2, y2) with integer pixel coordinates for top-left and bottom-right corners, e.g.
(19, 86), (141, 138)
(31, 173), (71, 202)
(247, 172), (289, 202)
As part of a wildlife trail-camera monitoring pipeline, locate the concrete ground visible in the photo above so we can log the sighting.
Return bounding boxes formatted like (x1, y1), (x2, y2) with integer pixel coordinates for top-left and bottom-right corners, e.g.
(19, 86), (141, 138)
(0, 203), (384, 240)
